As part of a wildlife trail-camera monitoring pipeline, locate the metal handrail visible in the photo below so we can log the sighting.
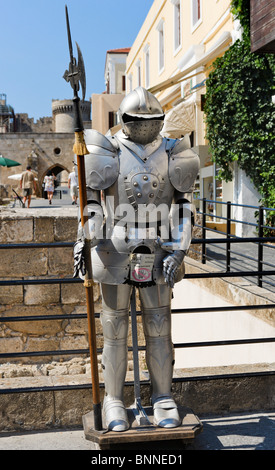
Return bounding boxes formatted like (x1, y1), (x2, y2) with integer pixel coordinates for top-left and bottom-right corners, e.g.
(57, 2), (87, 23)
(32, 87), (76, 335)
(197, 198), (275, 288)
(0, 301), (274, 365)
(0, 200), (274, 395)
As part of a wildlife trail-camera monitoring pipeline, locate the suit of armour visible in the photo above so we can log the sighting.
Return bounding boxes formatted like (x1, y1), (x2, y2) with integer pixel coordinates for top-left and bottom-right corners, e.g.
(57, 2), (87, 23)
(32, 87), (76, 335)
(74, 87), (199, 431)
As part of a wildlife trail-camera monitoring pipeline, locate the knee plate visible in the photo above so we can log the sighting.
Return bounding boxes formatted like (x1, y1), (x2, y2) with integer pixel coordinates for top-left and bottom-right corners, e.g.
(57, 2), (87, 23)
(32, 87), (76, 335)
(142, 306), (171, 339)
(101, 309), (129, 341)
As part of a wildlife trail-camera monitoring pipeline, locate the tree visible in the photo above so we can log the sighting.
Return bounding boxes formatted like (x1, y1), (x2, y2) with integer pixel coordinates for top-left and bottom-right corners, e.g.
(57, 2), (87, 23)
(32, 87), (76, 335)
(204, 0), (275, 227)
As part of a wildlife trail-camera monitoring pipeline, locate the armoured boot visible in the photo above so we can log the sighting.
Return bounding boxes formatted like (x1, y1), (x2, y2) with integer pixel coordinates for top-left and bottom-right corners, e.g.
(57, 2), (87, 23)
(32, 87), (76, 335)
(141, 305), (181, 428)
(100, 288), (130, 432)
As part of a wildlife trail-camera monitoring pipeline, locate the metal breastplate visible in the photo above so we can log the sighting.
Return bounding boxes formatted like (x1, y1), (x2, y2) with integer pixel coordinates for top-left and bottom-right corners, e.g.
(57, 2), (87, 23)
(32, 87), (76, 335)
(104, 138), (174, 222)
(91, 138), (188, 286)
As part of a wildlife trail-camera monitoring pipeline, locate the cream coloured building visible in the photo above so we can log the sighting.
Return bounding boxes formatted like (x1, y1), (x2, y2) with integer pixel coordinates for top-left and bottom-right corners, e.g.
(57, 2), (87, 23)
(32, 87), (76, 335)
(125, 0), (256, 235)
(92, 48), (130, 135)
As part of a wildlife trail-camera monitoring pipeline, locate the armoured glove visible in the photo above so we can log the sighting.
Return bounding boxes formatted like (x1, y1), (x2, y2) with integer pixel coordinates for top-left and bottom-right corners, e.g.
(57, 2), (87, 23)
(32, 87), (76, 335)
(73, 239), (86, 279)
(162, 250), (185, 288)
(73, 203), (103, 279)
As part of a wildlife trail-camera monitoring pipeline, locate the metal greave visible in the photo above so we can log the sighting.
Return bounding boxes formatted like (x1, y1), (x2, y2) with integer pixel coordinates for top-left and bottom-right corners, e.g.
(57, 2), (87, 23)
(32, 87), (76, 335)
(101, 310), (129, 400)
(100, 283), (174, 402)
(139, 286), (180, 427)
(100, 284), (130, 431)
(100, 283), (179, 429)
(141, 305), (174, 402)
(100, 284), (131, 430)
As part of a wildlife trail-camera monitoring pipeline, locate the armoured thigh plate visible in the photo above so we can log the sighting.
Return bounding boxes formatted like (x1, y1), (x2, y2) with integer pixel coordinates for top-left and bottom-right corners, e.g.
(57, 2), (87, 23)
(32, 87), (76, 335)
(91, 137), (175, 285)
(100, 284), (130, 431)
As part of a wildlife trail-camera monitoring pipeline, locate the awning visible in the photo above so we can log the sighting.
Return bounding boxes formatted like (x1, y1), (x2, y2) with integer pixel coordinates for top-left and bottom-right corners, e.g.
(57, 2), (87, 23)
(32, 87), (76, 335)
(161, 77), (208, 138)
(161, 97), (196, 138)
(148, 31), (232, 95)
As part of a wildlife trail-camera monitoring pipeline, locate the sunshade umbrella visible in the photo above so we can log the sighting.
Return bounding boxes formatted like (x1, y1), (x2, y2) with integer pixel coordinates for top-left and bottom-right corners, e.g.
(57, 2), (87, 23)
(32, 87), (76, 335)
(8, 173), (38, 181)
(8, 173), (23, 181)
(0, 155), (21, 167)
(0, 155), (22, 187)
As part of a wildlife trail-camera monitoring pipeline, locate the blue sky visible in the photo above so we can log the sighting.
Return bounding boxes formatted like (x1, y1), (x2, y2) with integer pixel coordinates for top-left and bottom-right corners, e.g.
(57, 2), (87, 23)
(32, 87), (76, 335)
(1, 0), (153, 121)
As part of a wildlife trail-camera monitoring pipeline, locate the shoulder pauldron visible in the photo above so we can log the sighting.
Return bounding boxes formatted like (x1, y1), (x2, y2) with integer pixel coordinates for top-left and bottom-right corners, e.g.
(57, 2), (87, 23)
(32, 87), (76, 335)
(83, 129), (119, 190)
(168, 136), (200, 192)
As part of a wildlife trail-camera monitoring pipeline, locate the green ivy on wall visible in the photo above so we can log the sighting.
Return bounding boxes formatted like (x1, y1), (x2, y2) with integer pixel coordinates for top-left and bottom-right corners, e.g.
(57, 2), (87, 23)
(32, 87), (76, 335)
(204, 0), (275, 228)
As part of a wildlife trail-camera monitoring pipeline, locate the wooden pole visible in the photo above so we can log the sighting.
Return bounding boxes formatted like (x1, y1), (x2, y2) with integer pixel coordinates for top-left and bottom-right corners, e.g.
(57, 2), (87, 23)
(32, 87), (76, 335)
(63, 5), (102, 430)
(75, 130), (102, 431)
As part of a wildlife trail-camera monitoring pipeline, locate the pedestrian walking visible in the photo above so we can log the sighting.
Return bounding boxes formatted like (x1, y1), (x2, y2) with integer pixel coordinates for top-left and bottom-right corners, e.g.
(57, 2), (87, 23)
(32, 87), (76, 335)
(20, 165), (37, 208)
(68, 166), (78, 205)
(43, 171), (56, 205)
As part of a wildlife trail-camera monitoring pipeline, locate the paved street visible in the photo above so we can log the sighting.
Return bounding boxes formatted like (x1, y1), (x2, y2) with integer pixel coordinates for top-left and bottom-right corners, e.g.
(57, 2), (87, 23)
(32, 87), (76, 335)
(11, 188), (76, 209)
(0, 410), (274, 450)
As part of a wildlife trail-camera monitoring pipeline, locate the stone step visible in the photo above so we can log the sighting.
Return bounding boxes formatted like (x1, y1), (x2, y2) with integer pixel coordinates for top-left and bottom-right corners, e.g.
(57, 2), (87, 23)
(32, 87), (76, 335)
(0, 364), (274, 433)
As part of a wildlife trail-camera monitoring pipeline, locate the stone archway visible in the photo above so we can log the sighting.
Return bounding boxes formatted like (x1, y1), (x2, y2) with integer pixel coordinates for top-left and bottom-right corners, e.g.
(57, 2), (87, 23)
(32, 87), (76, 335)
(40, 164), (70, 199)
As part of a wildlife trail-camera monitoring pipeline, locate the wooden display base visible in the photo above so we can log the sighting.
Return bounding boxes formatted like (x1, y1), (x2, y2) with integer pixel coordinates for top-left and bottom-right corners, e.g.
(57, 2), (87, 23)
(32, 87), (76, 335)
(83, 406), (203, 449)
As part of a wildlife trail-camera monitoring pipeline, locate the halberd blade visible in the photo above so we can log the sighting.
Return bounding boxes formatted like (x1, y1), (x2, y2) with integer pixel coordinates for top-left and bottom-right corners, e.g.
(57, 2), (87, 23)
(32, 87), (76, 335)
(65, 5), (74, 64)
(63, 61), (80, 92)
(76, 42), (86, 101)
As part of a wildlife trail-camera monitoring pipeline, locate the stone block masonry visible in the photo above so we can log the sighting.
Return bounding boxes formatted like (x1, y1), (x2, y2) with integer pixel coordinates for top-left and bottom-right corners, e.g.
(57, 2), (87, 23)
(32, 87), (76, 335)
(0, 209), (149, 432)
(0, 210), (102, 364)
(0, 210), (274, 432)
(0, 133), (75, 198)
(0, 209), (146, 369)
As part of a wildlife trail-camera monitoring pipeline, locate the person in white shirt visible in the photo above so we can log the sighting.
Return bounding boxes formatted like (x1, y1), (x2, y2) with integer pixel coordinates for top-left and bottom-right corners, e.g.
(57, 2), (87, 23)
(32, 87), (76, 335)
(43, 171), (56, 205)
(68, 167), (78, 205)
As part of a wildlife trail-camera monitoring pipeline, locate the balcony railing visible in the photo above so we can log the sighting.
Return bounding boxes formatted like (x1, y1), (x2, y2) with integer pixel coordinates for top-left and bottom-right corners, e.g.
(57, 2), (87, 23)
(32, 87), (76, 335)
(193, 198), (275, 290)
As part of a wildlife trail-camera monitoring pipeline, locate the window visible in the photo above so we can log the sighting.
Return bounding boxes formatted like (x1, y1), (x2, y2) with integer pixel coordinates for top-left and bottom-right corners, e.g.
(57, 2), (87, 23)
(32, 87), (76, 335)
(136, 60), (141, 87)
(128, 74), (133, 93)
(171, 0), (181, 53)
(156, 20), (165, 73)
(144, 45), (150, 88)
(192, 0), (202, 29)
(108, 111), (118, 129)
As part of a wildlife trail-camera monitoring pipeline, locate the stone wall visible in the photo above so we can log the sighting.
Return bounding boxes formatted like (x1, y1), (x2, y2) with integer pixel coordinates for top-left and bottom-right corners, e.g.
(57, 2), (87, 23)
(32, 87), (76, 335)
(0, 211), (102, 364)
(15, 114), (53, 133)
(1, 363), (274, 432)
(0, 133), (75, 197)
(0, 210), (274, 432)
(0, 209), (147, 370)
(0, 210), (201, 367)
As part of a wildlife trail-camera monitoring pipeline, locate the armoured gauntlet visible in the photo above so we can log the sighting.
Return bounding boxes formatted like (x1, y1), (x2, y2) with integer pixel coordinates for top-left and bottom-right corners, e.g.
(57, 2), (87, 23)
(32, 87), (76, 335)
(160, 202), (194, 287)
(162, 250), (185, 288)
(73, 203), (103, 279)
